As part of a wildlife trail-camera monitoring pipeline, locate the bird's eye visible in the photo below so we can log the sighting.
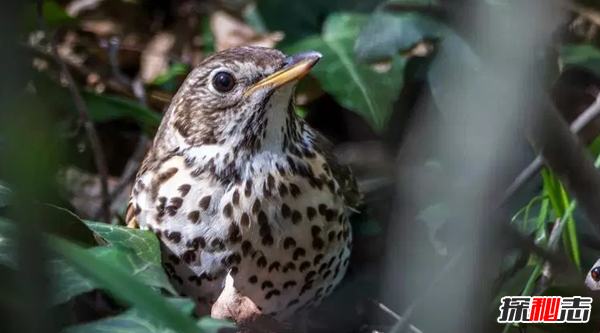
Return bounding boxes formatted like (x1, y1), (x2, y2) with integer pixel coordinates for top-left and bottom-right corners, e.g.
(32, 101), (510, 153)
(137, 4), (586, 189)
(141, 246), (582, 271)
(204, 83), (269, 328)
(592, 267), (600, 281)
(212, 72), (235, 92)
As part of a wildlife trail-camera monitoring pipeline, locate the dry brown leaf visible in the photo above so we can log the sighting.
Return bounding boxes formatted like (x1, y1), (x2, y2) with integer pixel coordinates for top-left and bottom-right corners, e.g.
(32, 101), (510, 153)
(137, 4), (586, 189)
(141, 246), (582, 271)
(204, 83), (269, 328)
(210, 10), (284, 52)
(139, 31), (176, 83)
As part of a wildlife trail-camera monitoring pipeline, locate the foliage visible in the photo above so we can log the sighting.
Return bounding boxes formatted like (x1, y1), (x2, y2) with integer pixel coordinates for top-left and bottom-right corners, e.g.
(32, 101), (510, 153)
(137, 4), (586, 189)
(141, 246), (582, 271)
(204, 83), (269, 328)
(6, 1), (600, 333)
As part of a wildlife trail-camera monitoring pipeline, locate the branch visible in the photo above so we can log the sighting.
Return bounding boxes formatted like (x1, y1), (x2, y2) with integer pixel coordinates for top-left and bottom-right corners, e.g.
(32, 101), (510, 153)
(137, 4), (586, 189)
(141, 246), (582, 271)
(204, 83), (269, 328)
(522, 87), (600, 238)
(37, 0), (111, 223)
(501, 93), (600, 207)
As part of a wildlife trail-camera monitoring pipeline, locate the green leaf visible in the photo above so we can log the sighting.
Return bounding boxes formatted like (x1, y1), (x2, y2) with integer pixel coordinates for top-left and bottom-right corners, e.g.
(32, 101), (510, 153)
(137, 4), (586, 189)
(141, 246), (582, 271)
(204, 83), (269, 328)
(84, 222), (177, 295)
(24, 1), (77, 31)
(0, 180), (11, 207)
(354, 11), (441, 64)
(257, 0), (380, 46)
(85, 221), (161, 264)
(151, 62), (191, 86)
(81, 92), (162, 134)
(284, 13), (405, 132)
(64, 298), (196, 333)
(560, 44), (600, 79)
(64, 297), (235, 333)
(31, 73), (161, 135)
(51, 237), (208, 333)
(0, 218), (93, 305)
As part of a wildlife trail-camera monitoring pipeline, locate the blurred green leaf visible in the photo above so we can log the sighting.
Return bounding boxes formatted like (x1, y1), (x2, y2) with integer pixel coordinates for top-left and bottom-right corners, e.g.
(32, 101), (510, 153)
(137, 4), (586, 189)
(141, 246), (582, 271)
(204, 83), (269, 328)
(63, 298), (195, 333)
(81, 92), (162, 134)
(64, 298), (235, 333)
(24, 1), (77, 31)
(257, 0), (380, 46)
(151, 62), (191, 86)
(51, 237), (207, 333)
(0, 180), (11, 207)
(285, 13), (405, 132)
(354, 11), (440, 64)
(32, 73), (161, 135)
(84, 221), (161, 266)
(88, 246), (177, 295)
(560, 44), (600, 79)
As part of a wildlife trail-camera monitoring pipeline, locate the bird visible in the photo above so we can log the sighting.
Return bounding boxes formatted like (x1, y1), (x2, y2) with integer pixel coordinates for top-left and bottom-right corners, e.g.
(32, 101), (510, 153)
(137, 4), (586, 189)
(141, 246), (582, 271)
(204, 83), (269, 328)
(125, 46), (360, 325)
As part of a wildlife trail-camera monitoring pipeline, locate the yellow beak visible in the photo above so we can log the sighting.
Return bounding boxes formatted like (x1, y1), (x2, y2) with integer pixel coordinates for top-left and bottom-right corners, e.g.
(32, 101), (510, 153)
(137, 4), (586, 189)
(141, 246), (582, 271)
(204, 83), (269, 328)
(244, 51), (322, 96)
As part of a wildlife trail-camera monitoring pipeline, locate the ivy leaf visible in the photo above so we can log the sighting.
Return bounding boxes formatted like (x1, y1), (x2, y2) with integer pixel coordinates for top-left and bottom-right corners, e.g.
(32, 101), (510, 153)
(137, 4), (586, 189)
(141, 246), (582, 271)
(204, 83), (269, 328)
(64, 297), (236, 333)
(560, 44), (600, 79)
(354, 11), (440, 64)
(85, 221), (161, 264)
(284, 13), (405, 132)
(85, 221), (176, 295)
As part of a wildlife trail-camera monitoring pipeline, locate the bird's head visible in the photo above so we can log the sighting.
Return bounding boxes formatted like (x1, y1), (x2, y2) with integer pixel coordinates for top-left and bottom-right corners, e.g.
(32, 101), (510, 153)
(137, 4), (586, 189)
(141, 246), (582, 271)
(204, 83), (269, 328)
(154, 46), (321, 156)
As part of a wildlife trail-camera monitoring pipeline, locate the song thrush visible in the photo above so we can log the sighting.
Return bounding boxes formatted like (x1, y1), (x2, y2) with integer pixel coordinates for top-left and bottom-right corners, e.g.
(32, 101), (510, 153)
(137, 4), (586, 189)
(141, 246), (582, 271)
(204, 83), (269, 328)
(125, 46), (360, 324)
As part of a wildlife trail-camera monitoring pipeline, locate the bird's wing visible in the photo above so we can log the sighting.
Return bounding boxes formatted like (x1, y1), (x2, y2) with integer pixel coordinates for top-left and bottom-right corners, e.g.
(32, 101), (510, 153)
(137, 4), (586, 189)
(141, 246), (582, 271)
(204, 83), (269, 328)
(313, 132), (362, 211)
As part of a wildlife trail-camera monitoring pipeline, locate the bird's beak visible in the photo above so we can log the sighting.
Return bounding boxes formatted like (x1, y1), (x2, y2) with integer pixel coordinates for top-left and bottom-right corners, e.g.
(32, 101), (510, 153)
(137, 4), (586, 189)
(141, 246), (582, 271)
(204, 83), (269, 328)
(244, 51), (322, 96)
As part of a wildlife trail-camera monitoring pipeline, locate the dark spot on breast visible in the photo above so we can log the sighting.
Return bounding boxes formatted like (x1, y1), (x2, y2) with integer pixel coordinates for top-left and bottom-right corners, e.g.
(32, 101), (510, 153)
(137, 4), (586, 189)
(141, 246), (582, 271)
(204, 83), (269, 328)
(281, 204), (291, 219)
(325, 209), (337, 222)
(276, 163), (286, 176)
(318, 263), (327, 274)
(278, 183), (288, 197)
(199, 196), (211, 210)
(318, 204), (327, 216)
(283, 237), (296, 250)
(258, 211), (268, 225)
(291, 210), (302, 224)
(305, 270), (316, 283)
(187, 211), (200, 224)
(178, 184), (191, 197)
(257, 256), (267, 268)
(165, 231), (181, 243)
(267, 173), (275, 189)
(188, 236), (206, 250)
(311, 226), (321, 236)
(249, 275), (258, 284)
(252, 199), (261, 215)
(300, 282), (313, 295)
(313, 254), (324, 266)
(293, 248), (306, 261)
(227, 223), (241, 244)
(230, 266), (239, 276)
(327, 257), (336, 268)
(312, 237), (325, 250)
(232, 190), (240, 206)
(262, 234), (274, 246)
(241, 240), (253, 257)
(265, 289), (281, 300)
(211, 238), (225, 251)
(261, 280), (274, 290)
(268, 261), (281, 272)
(283, 281), (297, 290)
(328, 230), (336, 242)
(290, 183), (301, 197)
(299, 261), (311, 272)
(182, 250), (196, 264)
(281, 263), (296, 274)
(245, 179), (253, 197)
(306, 207), (316, 221)
(223, 203), (233, 218)
(240, 213), (250, 227)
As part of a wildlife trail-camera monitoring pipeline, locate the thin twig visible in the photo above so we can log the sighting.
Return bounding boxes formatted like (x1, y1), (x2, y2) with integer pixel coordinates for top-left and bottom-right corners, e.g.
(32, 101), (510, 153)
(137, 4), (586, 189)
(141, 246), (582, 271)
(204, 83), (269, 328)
(501, 93), (600, 206)
(387, 246), (467, 333)
(368, 299), (424, 333)
(37, 0), (111, 223)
